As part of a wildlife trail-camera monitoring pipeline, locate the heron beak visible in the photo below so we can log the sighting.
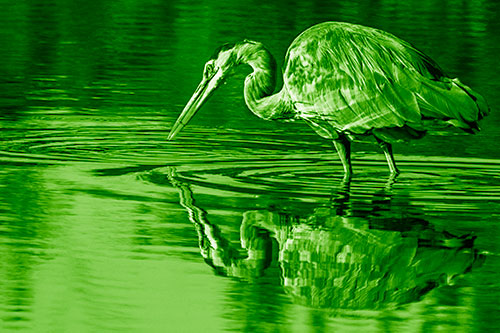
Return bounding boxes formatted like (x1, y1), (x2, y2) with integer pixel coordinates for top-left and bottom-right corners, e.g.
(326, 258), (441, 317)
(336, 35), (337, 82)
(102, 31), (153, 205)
(168, 71), (222, 140)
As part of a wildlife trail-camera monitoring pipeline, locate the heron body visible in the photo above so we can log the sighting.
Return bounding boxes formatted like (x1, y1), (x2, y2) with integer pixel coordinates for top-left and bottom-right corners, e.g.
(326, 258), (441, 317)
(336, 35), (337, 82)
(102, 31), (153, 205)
(168, 22), (489, 178)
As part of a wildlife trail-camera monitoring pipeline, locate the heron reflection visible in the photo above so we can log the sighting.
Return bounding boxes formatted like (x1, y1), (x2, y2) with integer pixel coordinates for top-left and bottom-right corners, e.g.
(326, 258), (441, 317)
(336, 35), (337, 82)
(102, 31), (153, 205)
(167, 167), (483, 310)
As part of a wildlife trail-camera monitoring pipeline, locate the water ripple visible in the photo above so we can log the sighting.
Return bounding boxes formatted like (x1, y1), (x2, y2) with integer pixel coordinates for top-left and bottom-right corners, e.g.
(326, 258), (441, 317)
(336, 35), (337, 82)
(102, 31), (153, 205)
(3, 126), (500, 201)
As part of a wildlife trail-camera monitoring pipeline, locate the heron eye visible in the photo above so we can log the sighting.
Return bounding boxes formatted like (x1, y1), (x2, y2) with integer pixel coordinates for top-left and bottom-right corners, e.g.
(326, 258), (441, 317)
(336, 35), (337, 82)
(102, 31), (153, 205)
(205, 63), (215, 77)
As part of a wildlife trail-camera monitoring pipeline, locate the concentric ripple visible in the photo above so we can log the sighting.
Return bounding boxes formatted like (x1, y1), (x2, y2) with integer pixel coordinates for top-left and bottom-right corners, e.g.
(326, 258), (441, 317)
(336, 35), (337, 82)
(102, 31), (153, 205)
(142, 156), (500, 202)
(2, 122), (500, 204)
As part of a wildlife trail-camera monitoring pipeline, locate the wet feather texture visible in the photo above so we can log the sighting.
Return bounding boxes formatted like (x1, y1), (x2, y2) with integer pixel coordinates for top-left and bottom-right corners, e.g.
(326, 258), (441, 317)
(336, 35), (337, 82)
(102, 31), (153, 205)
(169, 21), (490, 175)
(283, 22), (489, 140)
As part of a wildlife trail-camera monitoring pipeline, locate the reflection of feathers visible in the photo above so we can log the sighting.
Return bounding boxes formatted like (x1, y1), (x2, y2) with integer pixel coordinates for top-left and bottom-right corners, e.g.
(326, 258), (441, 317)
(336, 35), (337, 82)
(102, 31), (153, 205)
(278, 219), (479, 309)
(285, 22), (489, 142)
(244, 209), (481, 310)
(168, 167), (484, 310)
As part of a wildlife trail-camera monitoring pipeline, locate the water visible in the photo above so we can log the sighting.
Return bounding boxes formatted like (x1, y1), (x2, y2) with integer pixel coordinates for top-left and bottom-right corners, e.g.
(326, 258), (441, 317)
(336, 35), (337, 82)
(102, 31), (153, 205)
(1, 0), (500, 331)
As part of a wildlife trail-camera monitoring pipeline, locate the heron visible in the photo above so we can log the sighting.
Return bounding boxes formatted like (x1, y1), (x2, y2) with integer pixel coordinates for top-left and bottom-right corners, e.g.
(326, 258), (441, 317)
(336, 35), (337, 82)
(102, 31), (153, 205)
(168, 22), (489, 178)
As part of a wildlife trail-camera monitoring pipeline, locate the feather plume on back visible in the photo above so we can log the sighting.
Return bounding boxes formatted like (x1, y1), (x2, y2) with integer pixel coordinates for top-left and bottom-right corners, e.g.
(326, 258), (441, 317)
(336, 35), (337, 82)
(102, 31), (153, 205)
(284, 22), (489, 142)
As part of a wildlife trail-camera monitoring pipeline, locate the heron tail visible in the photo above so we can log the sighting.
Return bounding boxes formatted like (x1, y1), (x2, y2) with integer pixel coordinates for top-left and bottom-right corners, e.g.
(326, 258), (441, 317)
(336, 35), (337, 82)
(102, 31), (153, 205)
(417, 78), (489, 132)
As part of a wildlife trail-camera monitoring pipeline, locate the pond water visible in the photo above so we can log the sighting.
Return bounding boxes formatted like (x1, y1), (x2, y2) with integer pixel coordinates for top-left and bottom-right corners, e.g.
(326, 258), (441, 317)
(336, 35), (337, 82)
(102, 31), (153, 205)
(1, 0), (500, 331)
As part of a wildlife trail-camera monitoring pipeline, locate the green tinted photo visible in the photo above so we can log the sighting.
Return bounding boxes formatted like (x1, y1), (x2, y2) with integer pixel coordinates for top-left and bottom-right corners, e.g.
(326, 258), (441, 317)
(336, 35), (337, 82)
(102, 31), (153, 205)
(1, 1), (498, 332)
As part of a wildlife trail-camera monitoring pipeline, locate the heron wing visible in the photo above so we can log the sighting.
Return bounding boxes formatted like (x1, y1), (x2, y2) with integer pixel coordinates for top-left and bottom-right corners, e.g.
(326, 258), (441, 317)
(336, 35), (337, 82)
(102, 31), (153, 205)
(283, 22), (487, 138)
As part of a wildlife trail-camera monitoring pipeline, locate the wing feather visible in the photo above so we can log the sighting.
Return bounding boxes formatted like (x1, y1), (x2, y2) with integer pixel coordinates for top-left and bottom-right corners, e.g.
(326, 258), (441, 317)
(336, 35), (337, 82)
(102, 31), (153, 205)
(284, 22), (487, 139)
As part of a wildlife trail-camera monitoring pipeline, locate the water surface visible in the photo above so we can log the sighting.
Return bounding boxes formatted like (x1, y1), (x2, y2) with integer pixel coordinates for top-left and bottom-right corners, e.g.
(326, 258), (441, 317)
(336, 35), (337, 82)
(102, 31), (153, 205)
(1, 0), (500, 331)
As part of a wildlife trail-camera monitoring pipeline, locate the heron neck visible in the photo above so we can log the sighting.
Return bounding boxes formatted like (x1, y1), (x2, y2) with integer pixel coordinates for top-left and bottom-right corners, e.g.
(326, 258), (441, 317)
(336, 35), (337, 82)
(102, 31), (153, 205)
(238, 43), (291, 120)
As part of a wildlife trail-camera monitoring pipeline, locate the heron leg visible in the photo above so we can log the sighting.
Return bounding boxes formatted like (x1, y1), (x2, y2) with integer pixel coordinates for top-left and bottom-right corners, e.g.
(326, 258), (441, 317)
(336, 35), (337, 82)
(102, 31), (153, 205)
(376, 139), (400, 175)
(333, 135), (352, 179)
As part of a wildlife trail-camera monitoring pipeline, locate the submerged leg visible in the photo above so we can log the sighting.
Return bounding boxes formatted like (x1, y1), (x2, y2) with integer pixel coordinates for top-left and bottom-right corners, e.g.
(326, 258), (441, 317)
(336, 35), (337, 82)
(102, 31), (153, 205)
(377, 139), (400, 175)
(333, 135), (352, 179)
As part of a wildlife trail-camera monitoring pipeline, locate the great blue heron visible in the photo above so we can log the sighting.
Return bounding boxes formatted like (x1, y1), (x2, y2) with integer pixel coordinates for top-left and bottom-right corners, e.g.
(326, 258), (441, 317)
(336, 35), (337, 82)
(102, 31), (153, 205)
(168, 22), (489, 178)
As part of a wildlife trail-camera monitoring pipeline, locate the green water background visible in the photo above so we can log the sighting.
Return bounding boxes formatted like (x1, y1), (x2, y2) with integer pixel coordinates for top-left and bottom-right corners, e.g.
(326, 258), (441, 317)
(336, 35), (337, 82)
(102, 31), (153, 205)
(1, 0), (500, 331)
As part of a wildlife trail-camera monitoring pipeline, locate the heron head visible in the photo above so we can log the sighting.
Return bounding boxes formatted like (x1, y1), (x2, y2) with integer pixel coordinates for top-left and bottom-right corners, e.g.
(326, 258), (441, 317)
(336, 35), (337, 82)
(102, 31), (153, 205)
(167, 43), (241, 140)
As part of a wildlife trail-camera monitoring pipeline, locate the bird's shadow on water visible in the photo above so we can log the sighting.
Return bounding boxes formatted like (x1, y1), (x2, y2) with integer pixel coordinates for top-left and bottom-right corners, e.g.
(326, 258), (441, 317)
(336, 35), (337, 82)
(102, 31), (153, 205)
(148, 166), (485, 312)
